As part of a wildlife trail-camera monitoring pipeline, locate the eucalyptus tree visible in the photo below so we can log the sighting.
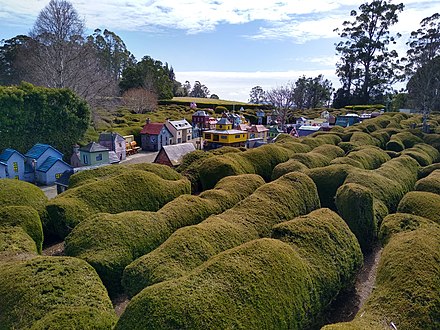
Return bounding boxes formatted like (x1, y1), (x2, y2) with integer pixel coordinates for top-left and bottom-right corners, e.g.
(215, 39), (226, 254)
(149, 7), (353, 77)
(334, 0), (404, 106)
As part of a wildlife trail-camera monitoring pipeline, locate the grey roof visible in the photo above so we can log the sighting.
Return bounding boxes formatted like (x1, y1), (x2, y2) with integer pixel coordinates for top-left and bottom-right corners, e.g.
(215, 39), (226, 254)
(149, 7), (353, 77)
(98, 132), (125, 142)
(217, 118), (232, 125)
(167, 119), (191, 130)
(79, 142), (110, 153)
(155, 143), (196, 166)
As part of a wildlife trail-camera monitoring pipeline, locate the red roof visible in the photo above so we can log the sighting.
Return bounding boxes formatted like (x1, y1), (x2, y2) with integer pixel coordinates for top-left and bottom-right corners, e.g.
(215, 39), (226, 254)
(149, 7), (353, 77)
(248, 125), (269, 133)
(140, 123), (165, 135)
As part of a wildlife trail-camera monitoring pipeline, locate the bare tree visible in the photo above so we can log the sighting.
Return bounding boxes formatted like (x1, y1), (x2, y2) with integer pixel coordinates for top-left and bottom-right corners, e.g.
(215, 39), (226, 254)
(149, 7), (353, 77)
(21, 0), (114, 100)
(265, 83), (295, 129)
(122, 88), (158, 113)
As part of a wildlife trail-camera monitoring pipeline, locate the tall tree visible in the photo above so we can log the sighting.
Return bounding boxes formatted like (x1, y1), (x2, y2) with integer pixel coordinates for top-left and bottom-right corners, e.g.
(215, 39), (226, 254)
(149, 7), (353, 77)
(265, 83), (295, 129)
(407, 56), (440, 131)
(334, 0), (404, 106)
(292, 75), (333, 109)
(119, 56), (174, 99)
(22, 0), (114, 100)
(404, 13), (440, 76)
(189, 81), (210, 98)
(0, 35), (32, 85)
(249, 86), (265, 104)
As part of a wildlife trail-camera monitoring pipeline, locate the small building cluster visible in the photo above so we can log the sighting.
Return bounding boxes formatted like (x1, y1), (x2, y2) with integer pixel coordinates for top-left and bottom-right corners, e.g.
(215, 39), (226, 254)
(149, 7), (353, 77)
(0, 144), (71, 185)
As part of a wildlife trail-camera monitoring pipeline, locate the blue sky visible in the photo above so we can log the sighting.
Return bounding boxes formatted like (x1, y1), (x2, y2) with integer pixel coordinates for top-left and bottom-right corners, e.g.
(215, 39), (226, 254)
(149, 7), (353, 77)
(1, 0), (439, 102)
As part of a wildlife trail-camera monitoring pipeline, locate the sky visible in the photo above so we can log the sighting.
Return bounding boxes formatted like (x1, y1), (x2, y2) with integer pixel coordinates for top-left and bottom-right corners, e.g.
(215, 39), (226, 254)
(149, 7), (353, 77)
(0, 0), (439, 102)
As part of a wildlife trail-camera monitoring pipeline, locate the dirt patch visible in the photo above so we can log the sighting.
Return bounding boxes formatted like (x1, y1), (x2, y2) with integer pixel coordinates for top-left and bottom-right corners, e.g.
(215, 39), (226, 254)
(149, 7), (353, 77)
(113, 293), (130, 317)
(322, 243), (383, 325)
(42, 241), (65, 256)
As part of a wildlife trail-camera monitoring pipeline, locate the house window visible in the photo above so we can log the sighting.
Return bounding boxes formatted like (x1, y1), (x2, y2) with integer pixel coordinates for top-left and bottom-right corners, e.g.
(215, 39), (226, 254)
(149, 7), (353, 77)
(14, 175), (19, 180)
(83, 155), (88, 164)
(177, 138), (182, 143)
(235, 135), (240, 138)
(221, 136), (227, 139)
(96, 154), (102, 161)
(205, 133), (211, 139)
(55, 173), (62, 179)
(219, 125), (222, 129)
(213, 135), (219, 142)
(119, 143), (122, 148)
(13, 162), (18, 172)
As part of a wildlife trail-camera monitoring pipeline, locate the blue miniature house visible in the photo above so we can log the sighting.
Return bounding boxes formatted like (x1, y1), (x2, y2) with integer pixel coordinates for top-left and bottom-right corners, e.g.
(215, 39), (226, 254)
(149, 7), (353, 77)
(24, 143), (66, 184)
(0, 148), (26, 180)
(35, 156), (72, 185)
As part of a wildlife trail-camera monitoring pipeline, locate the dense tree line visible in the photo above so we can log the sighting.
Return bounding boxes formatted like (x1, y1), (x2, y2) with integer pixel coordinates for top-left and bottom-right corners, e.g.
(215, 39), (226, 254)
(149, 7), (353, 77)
(0, 82), (90, 157)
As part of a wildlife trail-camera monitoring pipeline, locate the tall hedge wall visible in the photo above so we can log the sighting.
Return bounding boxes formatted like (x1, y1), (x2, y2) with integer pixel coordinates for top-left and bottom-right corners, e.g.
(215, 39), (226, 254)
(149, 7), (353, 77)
(0, 256), (117, 329)
(116, 209), (362, 330)
(44, 170), (191, 239)
(64, 174), (264, 295)
(122, 172), (320, 297)
(0, 179), (48, 216)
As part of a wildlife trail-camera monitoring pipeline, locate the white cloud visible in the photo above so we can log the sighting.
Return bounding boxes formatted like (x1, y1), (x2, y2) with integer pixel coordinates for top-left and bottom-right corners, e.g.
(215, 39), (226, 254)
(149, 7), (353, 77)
(1, 0), (439, 43)
(175, 69), (339, 102)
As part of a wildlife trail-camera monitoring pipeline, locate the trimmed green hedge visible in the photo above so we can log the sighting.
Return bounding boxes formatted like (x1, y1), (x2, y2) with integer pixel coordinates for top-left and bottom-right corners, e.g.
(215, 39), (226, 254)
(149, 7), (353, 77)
(401, 143), (440, 166)
(415, 169), (440, 194)
(44, 170), (191, 239)
(305, 164), (354, 210)
(397, 191), (440, 223)
(0, 206), (43, 254)
(418, 162), (440, 179)
(386, 131), (424, 152)
(0, 179), (48, 215)
(336, 156), (420, 251)
(197, 143), (303, 190)
(271, 144), (345, 180)
(69, 163), (183, 188)
(330, 146), (390, 170)
(0, 226), (38, 258)
(122, 172), (320, 296)
(0, 256), (117, 329)
(64, 174), (264, 295)
(116, 209), (362, 330)
(349, 132), (381, 147)
(324, 216), (440, 330)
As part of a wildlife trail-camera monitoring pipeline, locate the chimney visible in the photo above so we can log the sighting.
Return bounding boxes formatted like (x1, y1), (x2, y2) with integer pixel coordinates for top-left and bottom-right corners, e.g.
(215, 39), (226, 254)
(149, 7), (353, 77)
(146, 118), (150, 124)
(73, 144), (80, 154)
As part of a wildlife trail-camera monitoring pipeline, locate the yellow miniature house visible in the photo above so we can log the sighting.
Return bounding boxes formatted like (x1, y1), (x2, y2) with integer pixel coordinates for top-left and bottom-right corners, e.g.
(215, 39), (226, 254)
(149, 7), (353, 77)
(203, 118), (248, 149)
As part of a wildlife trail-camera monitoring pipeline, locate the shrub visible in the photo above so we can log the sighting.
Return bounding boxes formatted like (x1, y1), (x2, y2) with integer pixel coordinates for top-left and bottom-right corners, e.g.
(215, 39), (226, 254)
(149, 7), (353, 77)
(0, 179), (48, 215)
(323, 219), (440, 330)
(0, 256), (117, 329)
(64, 174), (264, 295)
(401, 143), (440, 166)
(44, 170), (191, 239)
(423, 133), (440, 151)
(69, 163), (182, 188)
(349, 132), (380, 146)
(370, 130), (391, 148)
(117, 209), (362, 330)
(0, 227), (38, 258)
(336, 156), (420, 251)
(386, 131), (424, 151)
(198, 144), (293, 190)
(331, 146), (390, 170)
(305, 164), (354, 210)
(122, 172), (320, 296)
(415, 170), (440, 194)
(271, 160), (308, 180)
(418, 162), (440, 179)
(397, 191), (440, 223)
(0, 206), (43, 254)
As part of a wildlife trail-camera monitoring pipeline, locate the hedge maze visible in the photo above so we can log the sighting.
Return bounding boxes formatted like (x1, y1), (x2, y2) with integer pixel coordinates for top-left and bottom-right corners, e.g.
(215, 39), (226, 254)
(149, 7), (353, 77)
(1, 112), (440, 329)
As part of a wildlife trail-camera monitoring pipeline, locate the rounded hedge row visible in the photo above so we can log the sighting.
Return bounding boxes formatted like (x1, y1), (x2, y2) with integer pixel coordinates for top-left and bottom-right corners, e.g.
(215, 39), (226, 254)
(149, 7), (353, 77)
(271, 144), (345, 180)
(122, 172), (321, 296)
(64, 174), (264, 295)
(305, 164), (355, 210)
(423, 133), (440, 151)
(349, 131), (381, 147)
(0, 206), (43, 254)
(336, 156), (420, 251)
(0, 179), (48, 215)
(415, 169), (440, 194)
(0, 226), (38, 258)
(68, 162), (183, 188)
(0, 256), (117, 329)
(323, 216), (440, 330)
(401, 143), (440, 166)
(116, 209), (362, 330)
(198, 143), (305, 190)
(330, 146), (390, 170)
(386, 131), (424, 152)
(397, 191), (440, 223)
(44, 170), (191, 239)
